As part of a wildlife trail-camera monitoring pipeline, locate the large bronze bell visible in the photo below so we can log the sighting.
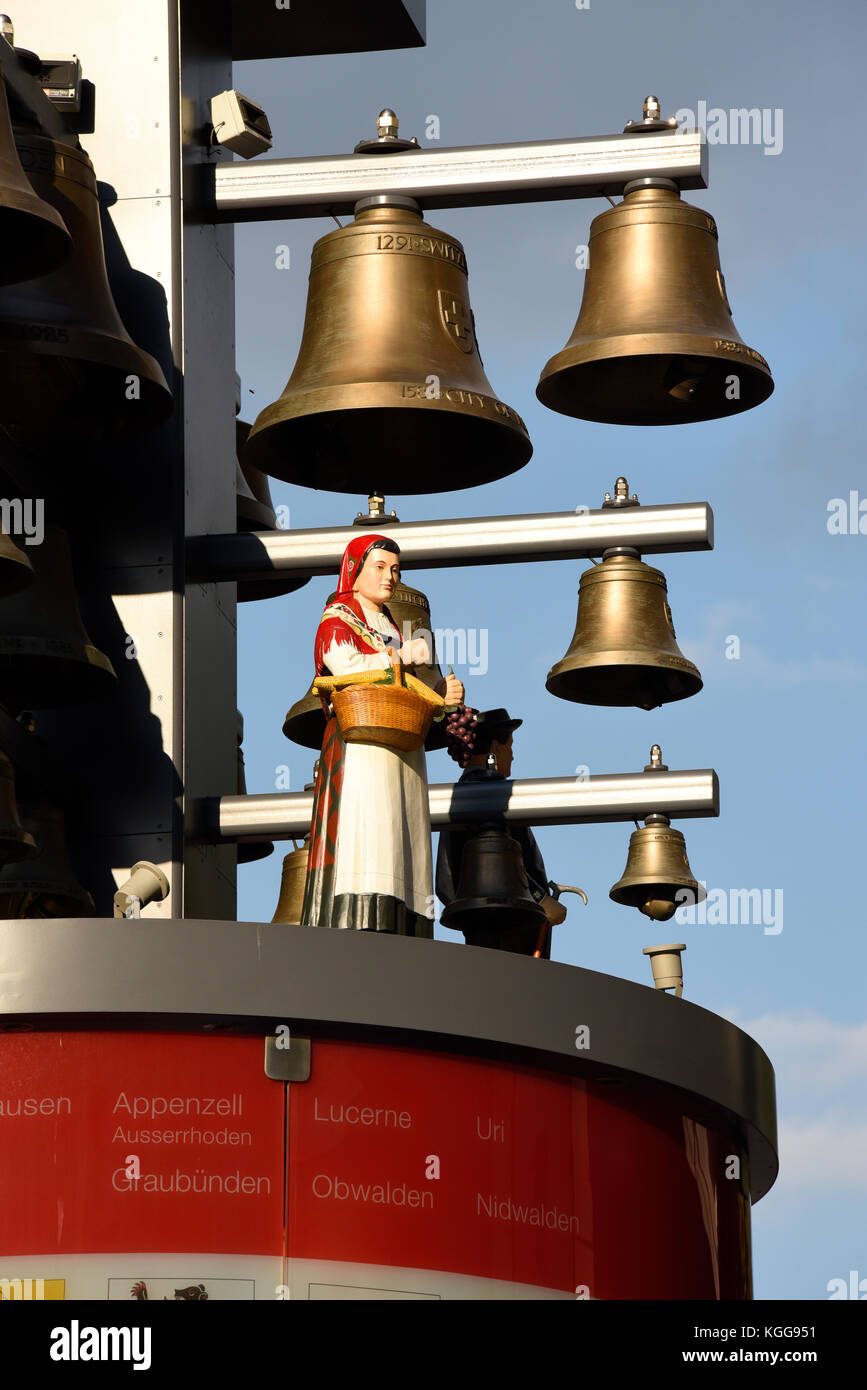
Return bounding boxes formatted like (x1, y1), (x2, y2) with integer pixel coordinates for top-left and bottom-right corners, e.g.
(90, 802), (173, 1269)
(235, 420), (308, 603)
(0, 79), (71, 284)
(271, 838), (310, 924)
(282, 580), (447, 750)
(243, 195), (532, 492)
(0, 749), (37, 867)
(0, 797), (93, 917)
(546, 549), (701, 710)
(236, 710), (274, 863)
(440, 822), (546, 944)
(0, 523), (116, 711)
(610, 813), (705, 922)
(537, 180), (773, 425)
(0, 132), (173, 447)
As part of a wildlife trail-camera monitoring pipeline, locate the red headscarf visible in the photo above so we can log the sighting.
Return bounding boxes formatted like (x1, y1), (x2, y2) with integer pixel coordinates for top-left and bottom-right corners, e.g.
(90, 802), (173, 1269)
(333, 533), (395, 602)
(313, 535), (402, 708)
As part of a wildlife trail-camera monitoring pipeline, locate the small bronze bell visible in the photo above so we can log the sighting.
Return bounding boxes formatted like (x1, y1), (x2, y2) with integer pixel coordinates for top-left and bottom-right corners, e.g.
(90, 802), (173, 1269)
(546, 527), (701, 709)
(0, 749), (37, 867)
(271, 838), (310, 924)
(610, 801), (705, 921)
(0, 132), (173, 447)
(537, 177), (773, 425)
(243, 194), (531, 493)
(283, 580), (447, 750)
(236, 710), (274, 863)
(0, 78), (71, 284)
(0, 523), (116, 711)
(0, 798), (93, 917)
(440, 821), (546, 945)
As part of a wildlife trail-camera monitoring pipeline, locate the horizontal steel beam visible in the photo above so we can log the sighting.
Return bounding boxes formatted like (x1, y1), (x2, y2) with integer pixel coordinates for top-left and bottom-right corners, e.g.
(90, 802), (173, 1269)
(207, 130), (707, 223)
(188, 501), (713, 586)
(204, 769), (719, 844)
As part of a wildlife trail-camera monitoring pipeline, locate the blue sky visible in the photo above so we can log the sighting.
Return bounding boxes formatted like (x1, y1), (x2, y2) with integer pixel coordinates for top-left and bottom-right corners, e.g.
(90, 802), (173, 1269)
(233, 0), (867, 1300)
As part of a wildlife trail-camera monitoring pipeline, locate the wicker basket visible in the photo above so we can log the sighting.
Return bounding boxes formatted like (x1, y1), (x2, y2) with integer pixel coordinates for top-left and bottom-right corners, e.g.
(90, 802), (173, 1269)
(316, 663), (444, 752)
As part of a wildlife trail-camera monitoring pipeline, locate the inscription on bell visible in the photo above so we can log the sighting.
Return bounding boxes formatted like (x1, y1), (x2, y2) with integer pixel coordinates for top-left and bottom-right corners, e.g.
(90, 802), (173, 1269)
(438, 291), (474, 353)
(374, 232), (466, 269)
(400, 384), (524, 427)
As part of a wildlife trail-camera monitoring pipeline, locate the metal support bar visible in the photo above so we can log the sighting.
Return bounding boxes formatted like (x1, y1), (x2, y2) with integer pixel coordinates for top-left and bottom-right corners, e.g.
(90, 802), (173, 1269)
(203, 769), (719, 844)
(0, 37), (77, 145)
(188, 501), (713, 586)
(207, 130), (706, 223)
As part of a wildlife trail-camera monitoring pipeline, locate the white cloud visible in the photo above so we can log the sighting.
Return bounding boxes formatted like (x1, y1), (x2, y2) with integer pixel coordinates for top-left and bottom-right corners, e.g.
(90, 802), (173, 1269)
(775, 1115), (867, 1190)
(730, 1012), (867, 1191)
(737, 1013), (867, 1098)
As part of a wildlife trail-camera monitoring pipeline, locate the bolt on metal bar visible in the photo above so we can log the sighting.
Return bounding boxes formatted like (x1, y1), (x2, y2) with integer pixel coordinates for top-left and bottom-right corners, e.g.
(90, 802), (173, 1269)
(205, 769), (719, 844)
(207, 130), (707, 223)
(188, 501), (713, 586)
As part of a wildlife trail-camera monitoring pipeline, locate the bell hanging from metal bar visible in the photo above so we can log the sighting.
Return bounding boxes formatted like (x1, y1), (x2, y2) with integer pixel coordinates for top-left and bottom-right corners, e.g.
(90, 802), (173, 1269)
(0, 796), (93, 917)
(0, 523), (116, 711)
(0, 78), (71, 284)
(440, 821), (547, 946)
(236, 710), (274, 863)
(271, 838), (310, 924)
(537, 107), (773, 424)
(0, 749), (37, 867)
(271, 760), (317, 922)
(243, 193), (532, 493)
(546, 483), (702, 710)
(235, 420), (308, 603)
(609, 746), (706, 921)
(282, 575), (446, 750)
(0, 131), (173, 448)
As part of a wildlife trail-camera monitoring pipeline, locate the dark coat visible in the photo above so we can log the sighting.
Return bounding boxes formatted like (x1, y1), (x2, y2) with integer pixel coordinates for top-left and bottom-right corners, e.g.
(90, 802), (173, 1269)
(435, 766), (550, 907)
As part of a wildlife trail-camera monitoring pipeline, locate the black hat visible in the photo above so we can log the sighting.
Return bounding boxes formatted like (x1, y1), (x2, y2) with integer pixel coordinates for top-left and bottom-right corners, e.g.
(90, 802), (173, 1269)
(475, 708), (522, 736)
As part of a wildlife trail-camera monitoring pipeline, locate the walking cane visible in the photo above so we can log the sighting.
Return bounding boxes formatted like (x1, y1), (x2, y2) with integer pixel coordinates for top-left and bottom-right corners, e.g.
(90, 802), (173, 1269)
(533, 882), (588, 958)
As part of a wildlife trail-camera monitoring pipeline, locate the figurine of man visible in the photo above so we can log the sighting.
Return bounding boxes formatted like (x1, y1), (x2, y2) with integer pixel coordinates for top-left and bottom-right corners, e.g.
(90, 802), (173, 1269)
(435, 708), (566, 957)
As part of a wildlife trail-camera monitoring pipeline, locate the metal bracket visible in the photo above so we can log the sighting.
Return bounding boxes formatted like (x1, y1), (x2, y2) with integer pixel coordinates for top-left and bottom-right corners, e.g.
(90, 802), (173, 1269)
(208, 129), (707, 223)
(187, 500), (713, 587)
(206, 767), (720, 845)
(264, 1033), (311, 1082)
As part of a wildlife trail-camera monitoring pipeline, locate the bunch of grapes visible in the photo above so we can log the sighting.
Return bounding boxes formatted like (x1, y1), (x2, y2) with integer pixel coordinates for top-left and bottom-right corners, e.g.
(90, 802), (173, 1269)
(444, 705), (478, 768)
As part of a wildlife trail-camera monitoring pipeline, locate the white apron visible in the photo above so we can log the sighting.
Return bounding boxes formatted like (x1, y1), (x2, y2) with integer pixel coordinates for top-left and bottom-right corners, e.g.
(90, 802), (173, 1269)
(323, 601), (433, 919)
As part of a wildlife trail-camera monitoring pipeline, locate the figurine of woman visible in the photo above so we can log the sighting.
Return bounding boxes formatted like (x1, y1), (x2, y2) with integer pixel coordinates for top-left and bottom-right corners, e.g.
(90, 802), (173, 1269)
(300, 533), (464, 935)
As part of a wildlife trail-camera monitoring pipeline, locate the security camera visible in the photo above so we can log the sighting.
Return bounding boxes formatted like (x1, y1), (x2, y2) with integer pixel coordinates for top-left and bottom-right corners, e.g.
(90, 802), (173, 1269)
(209, 90), (272, 159)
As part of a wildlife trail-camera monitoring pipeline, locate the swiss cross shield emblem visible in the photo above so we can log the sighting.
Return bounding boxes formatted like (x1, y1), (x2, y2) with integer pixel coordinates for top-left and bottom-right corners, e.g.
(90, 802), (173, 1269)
(437, 290), (474, 353)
